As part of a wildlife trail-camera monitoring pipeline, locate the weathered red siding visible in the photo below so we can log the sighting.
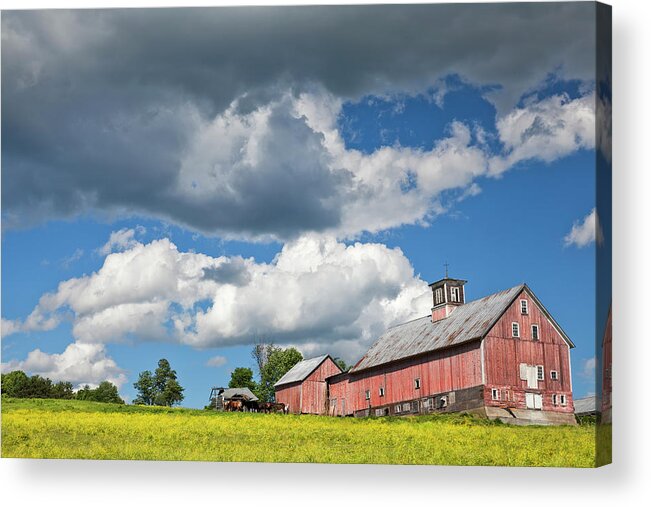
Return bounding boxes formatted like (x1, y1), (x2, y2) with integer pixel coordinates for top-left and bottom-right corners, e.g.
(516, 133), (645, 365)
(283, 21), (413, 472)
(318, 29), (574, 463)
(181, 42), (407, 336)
(344, 341), (482, 414)
(328, 374), (351, 416)
(276, 356), (342, 415)
(483, 289), (574, 413)
(601, 306), (612, 416)
(275, 383), (302, 414)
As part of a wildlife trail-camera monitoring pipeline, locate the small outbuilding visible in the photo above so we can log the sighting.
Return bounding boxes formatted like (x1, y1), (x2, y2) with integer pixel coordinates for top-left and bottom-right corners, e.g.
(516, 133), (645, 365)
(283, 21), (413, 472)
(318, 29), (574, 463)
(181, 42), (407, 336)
(274, 355), (343, 415)
(574, 395), (597, 417)
(209, 387), (259, 411)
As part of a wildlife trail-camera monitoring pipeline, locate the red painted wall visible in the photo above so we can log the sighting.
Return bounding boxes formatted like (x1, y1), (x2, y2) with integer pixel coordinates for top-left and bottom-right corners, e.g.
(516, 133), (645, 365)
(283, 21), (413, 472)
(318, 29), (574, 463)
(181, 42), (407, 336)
(328, 375), (351, 416)
(276, 356), (342, 415)
(344, 341), (482, 414)
(483, 289), (574, 413)
(300, 357), (342, 415)
(275, 383), (302, 414)
(601, 306), (612, 413)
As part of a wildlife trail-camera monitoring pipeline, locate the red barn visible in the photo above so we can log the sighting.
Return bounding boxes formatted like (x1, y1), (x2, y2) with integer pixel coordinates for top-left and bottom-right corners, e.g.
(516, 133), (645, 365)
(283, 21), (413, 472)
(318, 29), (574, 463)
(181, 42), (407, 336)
(277, 276), (577, 425)
(274, 355), (343, 414)
(601, 306), (612, 423)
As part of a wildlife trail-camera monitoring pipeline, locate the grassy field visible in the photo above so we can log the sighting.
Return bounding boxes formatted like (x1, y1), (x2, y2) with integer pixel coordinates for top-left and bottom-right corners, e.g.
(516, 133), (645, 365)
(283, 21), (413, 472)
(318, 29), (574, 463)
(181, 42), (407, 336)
(1, 397), (597, 466)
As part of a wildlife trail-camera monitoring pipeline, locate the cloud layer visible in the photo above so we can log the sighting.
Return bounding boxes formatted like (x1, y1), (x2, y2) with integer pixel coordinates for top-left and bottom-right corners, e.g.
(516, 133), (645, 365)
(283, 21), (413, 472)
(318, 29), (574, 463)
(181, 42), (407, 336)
(564, 208), (602, 248)
(3, 231), (432, 362)
(2, 5), (597, 239)
(1, 342), (127, 390)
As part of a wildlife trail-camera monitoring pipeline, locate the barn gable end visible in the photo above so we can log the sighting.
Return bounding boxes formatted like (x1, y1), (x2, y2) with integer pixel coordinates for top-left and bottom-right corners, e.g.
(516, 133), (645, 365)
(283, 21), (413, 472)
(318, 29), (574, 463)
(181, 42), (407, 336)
(482, 286), (575, 421)
(275, 355), (343, 414)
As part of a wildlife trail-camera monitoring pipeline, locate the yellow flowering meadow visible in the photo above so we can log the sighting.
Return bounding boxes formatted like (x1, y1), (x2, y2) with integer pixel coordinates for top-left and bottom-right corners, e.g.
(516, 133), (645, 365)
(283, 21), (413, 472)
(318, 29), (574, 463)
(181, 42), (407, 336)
(1, 397), (597, 466)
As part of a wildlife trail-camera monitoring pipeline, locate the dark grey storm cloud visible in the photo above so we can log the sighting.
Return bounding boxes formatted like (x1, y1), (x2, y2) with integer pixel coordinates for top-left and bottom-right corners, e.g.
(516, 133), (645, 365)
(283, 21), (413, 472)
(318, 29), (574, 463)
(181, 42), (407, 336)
(1, 4), (596, 238)
(202, 258), (251, 287)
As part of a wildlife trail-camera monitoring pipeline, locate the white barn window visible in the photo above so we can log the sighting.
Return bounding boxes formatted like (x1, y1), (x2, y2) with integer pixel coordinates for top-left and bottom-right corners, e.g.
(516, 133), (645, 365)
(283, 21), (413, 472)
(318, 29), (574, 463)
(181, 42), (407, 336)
(379, 387), (385, 397)
(520, 299), (529, 314)
(537, 365), (544, 381)
(451, 287), (460, 302)
(491, 388), (500, 400)
(550, 370), (559, 380)
(435, 288), (443, 305)
(531, 324), (539, 341)
(512, 322), (520, 338)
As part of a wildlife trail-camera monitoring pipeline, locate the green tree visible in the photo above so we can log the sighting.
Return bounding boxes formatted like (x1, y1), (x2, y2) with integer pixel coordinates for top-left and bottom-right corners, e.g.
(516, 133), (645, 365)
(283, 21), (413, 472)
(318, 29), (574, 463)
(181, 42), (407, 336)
(76, 381), (124, 404)
(159, 378), (184, 407)
(93, 381), (125, 404)
(26, 375), (53, 398)
(51, 381), (75, 399)
(154, 359), (173, 394)
(228, 367), (258, 392)
(76, 385), (94, 401)
(133, 370), (155, 405)
(1, 370), (30, 397)
(258, 347), (303, 402)
(333, 357), (350, 372)
(138, 358), (185, 407)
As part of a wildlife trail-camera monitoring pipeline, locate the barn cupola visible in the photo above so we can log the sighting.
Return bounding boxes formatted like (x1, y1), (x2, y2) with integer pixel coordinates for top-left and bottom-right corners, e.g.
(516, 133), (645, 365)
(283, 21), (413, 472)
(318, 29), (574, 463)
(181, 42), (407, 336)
(429, 273), (467, 322)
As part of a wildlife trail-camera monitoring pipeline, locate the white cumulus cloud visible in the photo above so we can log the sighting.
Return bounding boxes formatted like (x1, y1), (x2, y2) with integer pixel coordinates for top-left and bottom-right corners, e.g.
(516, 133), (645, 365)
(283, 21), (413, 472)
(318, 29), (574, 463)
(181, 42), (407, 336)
(98, 227), (145, 256)
(13, 232), (432, 363)
(489, 92), (595, 176)
(564, 208), (603, 248)
(1, 342), (127, 390)
(206, 356), (228, 368)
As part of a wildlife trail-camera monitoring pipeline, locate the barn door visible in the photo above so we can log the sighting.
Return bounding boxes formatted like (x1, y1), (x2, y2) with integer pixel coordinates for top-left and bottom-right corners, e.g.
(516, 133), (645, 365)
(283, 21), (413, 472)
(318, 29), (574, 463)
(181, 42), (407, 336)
(525, 392), (535, 409)
(525, 393), (543, 410)
(520, 363), (539, 389)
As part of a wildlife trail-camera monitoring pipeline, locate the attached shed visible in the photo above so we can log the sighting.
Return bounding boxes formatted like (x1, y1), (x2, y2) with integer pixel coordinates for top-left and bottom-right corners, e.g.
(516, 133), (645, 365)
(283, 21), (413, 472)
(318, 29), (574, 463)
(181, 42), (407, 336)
(574, 395), (597, 417)
(274, 355), (343, 414)
(209, 387), (259, 410)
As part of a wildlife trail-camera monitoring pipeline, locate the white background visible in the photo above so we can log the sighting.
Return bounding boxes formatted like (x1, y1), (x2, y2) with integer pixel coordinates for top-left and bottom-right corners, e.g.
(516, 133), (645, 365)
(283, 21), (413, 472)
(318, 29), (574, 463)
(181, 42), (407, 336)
(1, 0), (649, 505)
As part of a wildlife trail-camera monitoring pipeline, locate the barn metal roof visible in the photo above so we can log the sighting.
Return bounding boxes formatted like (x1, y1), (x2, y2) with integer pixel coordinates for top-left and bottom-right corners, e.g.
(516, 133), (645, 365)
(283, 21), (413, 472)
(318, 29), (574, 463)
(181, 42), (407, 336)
(219, 387), (259, 401)
(274, 354), (339, 388)
(574, 395), (597, 415)
(351, 285), (526, 373)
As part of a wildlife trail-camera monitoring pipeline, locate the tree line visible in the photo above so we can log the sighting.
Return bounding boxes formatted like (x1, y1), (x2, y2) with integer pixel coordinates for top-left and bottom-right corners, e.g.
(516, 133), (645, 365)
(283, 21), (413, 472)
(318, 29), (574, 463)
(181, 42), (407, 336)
(1, 370), (124, 404)
(132, 358), (184, 406)
(222, 342), (350, 404)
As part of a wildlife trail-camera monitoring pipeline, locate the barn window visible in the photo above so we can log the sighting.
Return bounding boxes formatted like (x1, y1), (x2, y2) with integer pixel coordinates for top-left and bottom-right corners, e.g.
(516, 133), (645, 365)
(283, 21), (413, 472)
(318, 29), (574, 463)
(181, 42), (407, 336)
(560, 394), (567, 406)
(550, 370), (559, 380)
(379, 387), (385, 397)
(395, 404), (401, 414)
(552, 394), (558, 406)
(365, 390), (371, 400)
(531, 325), (539, 341)
(435, 288), (443, 305)
(537, 365), (544, 381)
(403, 402), (411, 412)
(520, 299), (529, 314)
(491, 388), (500, 400)
(451, 287), (460, 302)
(512, 322), (520, 338)
(414, 378), (421, 389)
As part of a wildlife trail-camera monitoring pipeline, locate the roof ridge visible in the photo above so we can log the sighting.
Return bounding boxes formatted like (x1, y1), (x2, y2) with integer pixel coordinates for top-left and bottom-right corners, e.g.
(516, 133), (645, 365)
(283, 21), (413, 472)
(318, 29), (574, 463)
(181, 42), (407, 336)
(350, 283), (527, 373)
(387, 314), (431, 330)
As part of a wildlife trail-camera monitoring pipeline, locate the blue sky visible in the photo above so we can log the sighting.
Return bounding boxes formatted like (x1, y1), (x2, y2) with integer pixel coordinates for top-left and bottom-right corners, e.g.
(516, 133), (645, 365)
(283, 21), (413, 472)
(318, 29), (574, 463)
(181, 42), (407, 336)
(1, 5), (603, 408)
